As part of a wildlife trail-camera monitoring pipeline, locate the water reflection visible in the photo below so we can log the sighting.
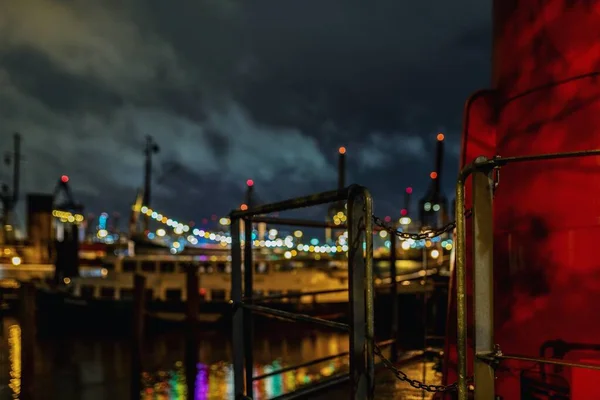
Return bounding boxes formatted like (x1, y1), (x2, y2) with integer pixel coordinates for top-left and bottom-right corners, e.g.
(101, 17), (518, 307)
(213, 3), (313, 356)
(0, 317), (349, 399)
(140, 342), (350, 399)
(8, 324), (21, 398)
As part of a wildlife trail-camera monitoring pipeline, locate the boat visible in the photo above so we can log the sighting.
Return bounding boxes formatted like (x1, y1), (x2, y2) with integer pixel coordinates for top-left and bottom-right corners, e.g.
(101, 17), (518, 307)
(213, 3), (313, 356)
(34, 251), (356, 331)
(33, 247), (446, 333)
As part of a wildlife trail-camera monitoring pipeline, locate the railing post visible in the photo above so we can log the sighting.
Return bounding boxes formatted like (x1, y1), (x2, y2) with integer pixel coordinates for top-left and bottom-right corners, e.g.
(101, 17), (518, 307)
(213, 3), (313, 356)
(472, 158), (495, 399)
(389, 230), (399, 362)
(348, 186), (375, 400)
(243, 217), (255, 398)
(455, 168), (470, 400)
(231, 216), (245, 399)
(365, 189), (375, 398)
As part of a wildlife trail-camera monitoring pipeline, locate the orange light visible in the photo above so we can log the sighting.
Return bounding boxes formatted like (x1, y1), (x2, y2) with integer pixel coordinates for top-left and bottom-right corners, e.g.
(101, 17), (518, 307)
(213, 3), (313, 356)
(61, 175), (69, 183)
(430, 172), (438, 179)
(240, 204), (248, 211)
(338, 146), (346, 155)
(246, 179), (254, 187)
(437, 133), (445, 141)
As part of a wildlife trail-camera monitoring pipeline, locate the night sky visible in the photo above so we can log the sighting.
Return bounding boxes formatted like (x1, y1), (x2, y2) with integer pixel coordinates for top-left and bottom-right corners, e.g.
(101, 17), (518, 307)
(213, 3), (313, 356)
(0, 0), (492, 227)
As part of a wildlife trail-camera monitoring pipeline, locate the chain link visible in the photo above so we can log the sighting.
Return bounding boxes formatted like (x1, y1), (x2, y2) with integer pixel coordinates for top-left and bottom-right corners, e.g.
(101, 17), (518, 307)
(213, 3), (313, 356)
(372, 209), (472, 241)
(374, 343), (463, 393)
(371, 210), (474, 391)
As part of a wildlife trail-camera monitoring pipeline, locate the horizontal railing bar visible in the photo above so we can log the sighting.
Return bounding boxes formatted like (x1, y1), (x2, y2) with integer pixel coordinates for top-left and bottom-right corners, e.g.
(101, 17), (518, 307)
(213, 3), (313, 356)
(246, 288), (348, 302)
(239, 303), (349, 331)
(269, 343), (423, 400)
(376, 268), (439, 287)
(494, 354), (600, 371)
(230, 187), (351, 219)
(246, 274), (440, 302)
(481, 149), (600, 168)
(375, 283), (435, 293)
(251, 216), (347, 229)
(253, 339), (395, 382)
(254, 353), (349, 382)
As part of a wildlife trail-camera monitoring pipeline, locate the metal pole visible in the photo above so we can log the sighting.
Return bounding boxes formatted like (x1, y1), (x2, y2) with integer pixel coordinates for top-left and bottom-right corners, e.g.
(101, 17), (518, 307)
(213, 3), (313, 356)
(143, 136), (152, 232)
(142, 136), (159, 232)
(472, 158), (496, 399)
(230, 187), (349, 218)
(421, 243), (428, 400)
(230, 217), (245, 398)
(250, 216), (347, 229)
(348, 186), (375, 400)
(348, 187), (366, 399)
(389, 231), (398, 363)
(455, 167), (471, 400)
(364, 188), (375, 398)
(243, 218), (255, 398)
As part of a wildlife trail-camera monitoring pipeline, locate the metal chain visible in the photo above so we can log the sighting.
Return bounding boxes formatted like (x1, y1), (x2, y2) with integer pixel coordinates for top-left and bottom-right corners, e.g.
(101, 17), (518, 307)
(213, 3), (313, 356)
(374, 343), (462, 393)
(372, 209), (472, 241)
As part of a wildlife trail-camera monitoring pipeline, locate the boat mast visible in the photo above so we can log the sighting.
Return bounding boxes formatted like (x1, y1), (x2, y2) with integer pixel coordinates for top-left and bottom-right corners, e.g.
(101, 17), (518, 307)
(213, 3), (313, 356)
(142, 136), (159, 232)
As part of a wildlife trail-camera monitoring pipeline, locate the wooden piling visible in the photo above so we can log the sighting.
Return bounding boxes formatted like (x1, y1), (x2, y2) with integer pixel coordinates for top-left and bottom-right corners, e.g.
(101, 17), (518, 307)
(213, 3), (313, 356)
(185, 265), (199, 397)
(131, 274), (146, 400)
(20, 282), (36, 400)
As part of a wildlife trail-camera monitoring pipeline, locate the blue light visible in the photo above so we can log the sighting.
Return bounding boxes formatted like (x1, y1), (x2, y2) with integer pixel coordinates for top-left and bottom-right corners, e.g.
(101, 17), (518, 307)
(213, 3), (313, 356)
(310, 238), (319, 245)
(385, 240), (391, 248)
(252, 232), (257, 240)
(148, 233), (156, 240)
(99, 212), (108, 230)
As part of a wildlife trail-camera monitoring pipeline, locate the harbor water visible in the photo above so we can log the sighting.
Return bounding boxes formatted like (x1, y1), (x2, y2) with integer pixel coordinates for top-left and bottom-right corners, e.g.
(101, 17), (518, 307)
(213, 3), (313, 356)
(0, 316), (439, 399)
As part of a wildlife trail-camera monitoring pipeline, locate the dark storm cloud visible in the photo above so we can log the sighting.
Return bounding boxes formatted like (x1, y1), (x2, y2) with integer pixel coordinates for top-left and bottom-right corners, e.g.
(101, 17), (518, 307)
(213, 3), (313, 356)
(0, 0), (491, 226)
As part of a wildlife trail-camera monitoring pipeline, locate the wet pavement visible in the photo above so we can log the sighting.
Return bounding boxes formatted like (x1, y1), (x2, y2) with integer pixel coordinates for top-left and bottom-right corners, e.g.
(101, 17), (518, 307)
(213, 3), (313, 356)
(310, 352), (441, 400)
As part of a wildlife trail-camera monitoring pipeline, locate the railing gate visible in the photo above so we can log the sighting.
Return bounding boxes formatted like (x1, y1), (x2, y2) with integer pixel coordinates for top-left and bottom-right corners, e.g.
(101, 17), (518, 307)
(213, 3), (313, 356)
(229, 184), (375, 400)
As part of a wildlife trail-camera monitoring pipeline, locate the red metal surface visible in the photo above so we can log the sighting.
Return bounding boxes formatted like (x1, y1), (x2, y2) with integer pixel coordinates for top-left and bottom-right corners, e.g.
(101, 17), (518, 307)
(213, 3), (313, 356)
(572, 360), (600, 400)
(443, 1), (600, 398)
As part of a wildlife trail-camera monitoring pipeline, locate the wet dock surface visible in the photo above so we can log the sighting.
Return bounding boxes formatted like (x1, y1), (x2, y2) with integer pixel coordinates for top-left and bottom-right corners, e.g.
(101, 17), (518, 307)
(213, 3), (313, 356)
(309, 354), (441, 400)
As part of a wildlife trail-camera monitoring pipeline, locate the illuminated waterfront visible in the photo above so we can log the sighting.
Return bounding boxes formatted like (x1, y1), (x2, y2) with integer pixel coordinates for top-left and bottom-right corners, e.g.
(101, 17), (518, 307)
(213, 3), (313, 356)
(0, 317), (351, 399)
(0, 317), (439, 399)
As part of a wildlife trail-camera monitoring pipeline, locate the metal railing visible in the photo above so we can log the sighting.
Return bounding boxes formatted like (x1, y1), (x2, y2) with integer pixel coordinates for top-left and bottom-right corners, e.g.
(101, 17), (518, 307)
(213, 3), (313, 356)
(229, 184), (376, 400)
(455, 149), (600, 399)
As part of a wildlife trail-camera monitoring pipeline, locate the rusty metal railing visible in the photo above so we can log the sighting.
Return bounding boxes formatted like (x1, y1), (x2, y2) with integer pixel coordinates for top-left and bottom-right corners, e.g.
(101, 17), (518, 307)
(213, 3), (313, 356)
(229, 184), (376, 400)
(455, 149), (600, 399)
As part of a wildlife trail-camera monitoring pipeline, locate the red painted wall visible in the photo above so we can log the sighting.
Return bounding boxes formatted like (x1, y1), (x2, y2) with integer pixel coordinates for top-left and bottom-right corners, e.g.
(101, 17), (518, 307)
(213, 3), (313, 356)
(442, 1), (600, 398)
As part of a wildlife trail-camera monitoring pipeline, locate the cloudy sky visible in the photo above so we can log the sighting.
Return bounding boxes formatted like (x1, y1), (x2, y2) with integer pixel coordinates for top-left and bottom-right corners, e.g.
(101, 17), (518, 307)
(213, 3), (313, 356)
(0, 0), (491, 227)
